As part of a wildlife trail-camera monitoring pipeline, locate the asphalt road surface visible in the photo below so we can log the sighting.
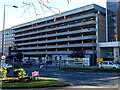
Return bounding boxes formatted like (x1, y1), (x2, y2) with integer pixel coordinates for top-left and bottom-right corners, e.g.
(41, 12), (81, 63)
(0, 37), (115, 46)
(6, 64), (120, 89)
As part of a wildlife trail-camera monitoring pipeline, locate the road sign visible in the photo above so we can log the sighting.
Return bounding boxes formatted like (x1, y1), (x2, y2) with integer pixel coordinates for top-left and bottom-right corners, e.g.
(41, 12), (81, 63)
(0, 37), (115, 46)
(1, 55), (6, 59)
(32, 71), (39, 76)
(97, 58), (103, 62)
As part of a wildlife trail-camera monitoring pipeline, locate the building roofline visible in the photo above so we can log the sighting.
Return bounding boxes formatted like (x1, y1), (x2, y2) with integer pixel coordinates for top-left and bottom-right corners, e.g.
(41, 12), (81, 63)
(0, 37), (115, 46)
(12, 4), (105, 29)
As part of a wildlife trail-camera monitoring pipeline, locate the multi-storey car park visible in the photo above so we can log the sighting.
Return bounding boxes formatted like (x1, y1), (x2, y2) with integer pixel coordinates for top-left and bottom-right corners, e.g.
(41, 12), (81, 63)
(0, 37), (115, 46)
(12, 4), (106, 66)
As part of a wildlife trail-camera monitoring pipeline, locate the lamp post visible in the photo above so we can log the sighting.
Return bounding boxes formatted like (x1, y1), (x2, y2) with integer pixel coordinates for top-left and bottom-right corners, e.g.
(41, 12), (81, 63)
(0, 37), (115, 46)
(2, 5), (18, 57)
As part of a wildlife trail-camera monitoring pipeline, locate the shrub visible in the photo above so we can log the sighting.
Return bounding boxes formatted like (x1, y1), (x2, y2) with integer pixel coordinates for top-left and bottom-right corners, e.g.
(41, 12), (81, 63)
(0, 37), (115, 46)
(62, 68), (120, 73)
(0, 67), (7, 79)
(14, 68), (27, 78)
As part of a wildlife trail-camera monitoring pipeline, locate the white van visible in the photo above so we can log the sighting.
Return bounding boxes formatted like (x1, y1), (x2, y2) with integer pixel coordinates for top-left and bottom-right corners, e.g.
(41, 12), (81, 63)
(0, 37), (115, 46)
(98, 61), (120, 68)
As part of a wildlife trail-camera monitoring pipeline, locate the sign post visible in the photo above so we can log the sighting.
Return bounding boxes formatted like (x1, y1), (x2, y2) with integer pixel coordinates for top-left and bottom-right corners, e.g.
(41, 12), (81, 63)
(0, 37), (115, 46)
(32, 71), (39, 77)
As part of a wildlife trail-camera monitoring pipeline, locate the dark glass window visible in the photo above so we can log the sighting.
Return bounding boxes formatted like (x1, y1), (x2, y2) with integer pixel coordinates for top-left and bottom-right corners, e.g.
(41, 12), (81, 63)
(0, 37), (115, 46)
(107, 1), (117, 41)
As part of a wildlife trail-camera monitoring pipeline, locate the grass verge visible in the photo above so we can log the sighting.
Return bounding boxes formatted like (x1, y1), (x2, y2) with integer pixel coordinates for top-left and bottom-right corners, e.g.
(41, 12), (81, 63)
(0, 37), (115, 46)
(1, 78), (67, 89)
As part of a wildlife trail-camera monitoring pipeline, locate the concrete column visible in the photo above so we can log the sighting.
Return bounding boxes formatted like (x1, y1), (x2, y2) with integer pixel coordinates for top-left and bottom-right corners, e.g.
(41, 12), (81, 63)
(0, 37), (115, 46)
(38, 57), (42, 63)
(28, 57), (30, 61)
(106, 4), (108, 42)
(47, 55), (52, 61)
(96, 12), (99, 43)
(114, 48), (120, 62)
(97, 46), (101, 58)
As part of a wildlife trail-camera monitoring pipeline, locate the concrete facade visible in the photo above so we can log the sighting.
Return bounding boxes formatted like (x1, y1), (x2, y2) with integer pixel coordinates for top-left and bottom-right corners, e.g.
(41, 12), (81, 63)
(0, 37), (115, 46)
(12, 4), (106, 65)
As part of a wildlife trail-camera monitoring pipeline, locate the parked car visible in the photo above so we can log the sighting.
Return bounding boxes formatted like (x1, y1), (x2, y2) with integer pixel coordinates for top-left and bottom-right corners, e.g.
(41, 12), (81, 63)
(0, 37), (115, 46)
(98, 61), (120, 68)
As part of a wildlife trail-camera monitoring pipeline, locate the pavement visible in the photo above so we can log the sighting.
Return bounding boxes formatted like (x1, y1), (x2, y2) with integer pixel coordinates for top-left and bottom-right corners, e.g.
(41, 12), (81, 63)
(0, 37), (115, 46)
(1, 86), (119, 90)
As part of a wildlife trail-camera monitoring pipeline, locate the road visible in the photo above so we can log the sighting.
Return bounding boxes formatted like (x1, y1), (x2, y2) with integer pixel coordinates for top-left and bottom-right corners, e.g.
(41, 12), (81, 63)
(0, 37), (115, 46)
(7, 64), (120, 89)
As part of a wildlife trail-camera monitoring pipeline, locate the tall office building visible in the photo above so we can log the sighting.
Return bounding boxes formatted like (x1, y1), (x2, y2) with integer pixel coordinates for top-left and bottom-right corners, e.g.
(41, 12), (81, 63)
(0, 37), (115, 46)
(0, 28), (14, 57)
(117, 0), (120, 41)
(4, 28), (14, 56)
(12, 4), (106, 65)
(106, 0), (120, 41)
(0, 31), (2, 53)
(98, 0), (120, 63)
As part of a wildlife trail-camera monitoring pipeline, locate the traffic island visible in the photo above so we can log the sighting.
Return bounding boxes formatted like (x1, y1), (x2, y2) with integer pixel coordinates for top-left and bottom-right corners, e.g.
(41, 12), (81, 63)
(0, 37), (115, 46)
(1, 77), (68, 89)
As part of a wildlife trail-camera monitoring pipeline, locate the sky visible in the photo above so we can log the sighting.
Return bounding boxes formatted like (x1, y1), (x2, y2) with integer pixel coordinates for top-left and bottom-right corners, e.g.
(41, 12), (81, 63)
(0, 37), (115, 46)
(0, 0), (106, 31)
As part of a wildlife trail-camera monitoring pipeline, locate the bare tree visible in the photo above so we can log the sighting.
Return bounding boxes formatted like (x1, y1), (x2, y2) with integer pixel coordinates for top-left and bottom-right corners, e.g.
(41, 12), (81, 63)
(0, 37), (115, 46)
(69, 47), (85, 58)
(21, 0), (72, 17)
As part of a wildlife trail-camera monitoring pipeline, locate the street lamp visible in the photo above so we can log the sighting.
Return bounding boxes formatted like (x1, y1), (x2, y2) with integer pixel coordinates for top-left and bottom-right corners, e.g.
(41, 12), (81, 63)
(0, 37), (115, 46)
(2, 5), (18, 57)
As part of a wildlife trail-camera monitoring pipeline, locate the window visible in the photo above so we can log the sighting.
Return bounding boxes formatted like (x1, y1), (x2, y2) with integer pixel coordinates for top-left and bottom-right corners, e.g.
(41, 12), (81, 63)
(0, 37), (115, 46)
(102, 62), (107, 65)
(109, 62), (113, 65)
